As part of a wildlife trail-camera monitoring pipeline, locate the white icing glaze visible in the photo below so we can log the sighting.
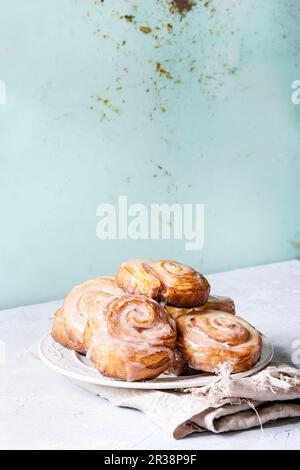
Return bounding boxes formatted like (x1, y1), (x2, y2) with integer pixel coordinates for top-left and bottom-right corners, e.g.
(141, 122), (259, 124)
(63, 276), (124, 347)
(88, 295), (176, 380)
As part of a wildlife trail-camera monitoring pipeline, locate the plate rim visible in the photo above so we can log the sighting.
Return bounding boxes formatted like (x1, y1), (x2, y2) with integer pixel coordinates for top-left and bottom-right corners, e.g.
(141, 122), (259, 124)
(39, 333), (274, 390)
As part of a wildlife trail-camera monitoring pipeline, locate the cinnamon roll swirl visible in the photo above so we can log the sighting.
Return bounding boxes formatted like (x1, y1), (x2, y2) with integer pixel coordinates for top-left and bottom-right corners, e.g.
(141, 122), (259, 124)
(116, 259), (210, 308)
(88, 294), (177, 381)
(176, 310), (262, 373)
(51, 276), (124, 353)
(165, 295), (235, 320)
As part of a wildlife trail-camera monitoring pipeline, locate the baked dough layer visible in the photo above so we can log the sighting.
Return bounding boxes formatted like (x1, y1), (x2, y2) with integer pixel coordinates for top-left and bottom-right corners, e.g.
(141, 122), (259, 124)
(88, 294), (177, 381)
(176, 310), (262, 373)
(51, 276), (124, 353)
(117, 259), (210, 308)
(165, 295), (235, 319)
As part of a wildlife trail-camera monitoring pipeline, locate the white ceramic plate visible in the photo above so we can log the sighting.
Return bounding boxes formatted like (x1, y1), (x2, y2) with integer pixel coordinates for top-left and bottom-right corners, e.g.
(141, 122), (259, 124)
(39, 333), (273, 390)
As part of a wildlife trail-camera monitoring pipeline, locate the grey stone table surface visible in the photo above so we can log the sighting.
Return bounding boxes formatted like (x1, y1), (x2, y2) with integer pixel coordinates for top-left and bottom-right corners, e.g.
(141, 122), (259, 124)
(1, 260), (300, 450)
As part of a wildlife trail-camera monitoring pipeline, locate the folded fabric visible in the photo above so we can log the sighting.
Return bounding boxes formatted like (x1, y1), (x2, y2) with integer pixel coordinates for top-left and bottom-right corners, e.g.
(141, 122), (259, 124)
(31, 342), (300, 439)
(73, 362), (300, 438)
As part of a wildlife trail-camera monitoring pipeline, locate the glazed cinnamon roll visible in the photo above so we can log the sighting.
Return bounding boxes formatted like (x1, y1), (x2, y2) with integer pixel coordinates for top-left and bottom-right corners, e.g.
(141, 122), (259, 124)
(51, 308), (77, 350)
(51, 276), (124, 353)
(116, 259), (210, 308)
(176, 310), (262, 373)
(165, 295), (235, 319)
(88, 294), (177, 381)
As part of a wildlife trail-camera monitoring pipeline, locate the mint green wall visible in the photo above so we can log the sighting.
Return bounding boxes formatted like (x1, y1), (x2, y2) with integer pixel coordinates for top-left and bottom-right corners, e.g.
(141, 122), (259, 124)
(1, 0), (300, 309)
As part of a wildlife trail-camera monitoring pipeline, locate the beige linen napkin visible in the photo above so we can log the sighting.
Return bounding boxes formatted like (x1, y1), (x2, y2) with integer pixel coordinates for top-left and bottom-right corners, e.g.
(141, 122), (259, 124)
(31, 343), (300, 438)
(73, 363), (300, 438)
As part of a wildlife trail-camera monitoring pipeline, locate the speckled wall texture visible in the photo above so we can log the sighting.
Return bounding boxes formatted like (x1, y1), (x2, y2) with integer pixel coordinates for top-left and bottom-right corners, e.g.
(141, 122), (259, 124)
(0, 0), (300, 308)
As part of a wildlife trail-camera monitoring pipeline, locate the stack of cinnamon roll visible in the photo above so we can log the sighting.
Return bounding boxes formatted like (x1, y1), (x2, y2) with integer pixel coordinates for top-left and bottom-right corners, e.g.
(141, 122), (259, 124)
(52, 259), (262, 382)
